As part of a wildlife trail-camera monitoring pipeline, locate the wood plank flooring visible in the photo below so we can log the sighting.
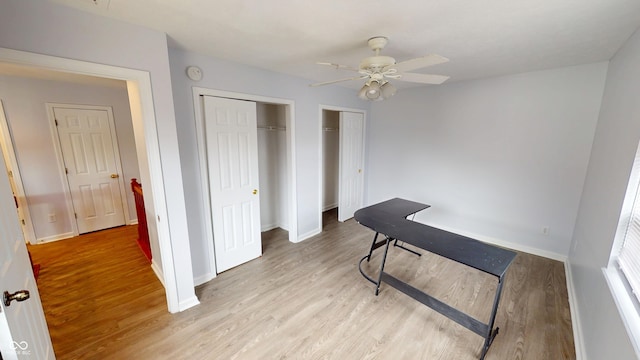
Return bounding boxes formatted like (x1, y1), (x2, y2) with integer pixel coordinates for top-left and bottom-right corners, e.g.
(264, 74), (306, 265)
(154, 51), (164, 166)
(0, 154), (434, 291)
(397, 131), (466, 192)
(27, 209), (575, 359)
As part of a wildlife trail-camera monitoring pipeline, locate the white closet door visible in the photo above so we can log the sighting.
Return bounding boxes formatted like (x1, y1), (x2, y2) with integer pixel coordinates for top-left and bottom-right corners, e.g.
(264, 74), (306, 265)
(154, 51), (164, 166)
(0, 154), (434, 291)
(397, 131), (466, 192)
(204, 96), (262, 273)
(338, 111), (365, 222)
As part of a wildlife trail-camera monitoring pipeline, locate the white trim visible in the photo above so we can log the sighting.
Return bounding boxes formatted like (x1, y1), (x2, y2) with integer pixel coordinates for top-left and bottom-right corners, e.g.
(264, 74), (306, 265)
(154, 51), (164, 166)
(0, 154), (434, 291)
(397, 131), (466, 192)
(192, 87), (298, 275)
(46, 103), (131, 236)
(35, 232), (74, 244)
(0, 100), (36, 243)
(318, 105), (367, 232)
(322, 204), (338, 212)
(193, 272), (215, 287)
(424, 221), (568, 262)
(0, 47), (183, 313)
(298, 228), (322, 242)
(565, 262), (586, 360)
(261, 223), (280, 232)
(603, 265), (640, 358)
(151, 258), (165, 286)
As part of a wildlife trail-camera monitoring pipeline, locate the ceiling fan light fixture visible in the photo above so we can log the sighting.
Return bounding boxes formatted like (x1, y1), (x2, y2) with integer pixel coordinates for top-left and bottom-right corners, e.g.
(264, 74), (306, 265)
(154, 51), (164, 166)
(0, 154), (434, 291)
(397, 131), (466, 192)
(365, 81), (381, 100)
(380, 81), (397, 99)
(358, 84), (369, 100)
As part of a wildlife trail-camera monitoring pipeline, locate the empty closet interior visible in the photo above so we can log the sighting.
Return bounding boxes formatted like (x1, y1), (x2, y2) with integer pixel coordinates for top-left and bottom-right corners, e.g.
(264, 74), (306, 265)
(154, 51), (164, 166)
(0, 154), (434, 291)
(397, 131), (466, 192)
(257, 103), (288, 233)
(322, 110), (339, 219)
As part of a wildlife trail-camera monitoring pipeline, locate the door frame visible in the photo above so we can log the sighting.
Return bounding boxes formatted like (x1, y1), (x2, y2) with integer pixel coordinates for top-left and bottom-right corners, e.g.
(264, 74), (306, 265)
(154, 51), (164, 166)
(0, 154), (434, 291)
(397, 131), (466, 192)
(0, 99), (36, 244)
(0, 47), (190, 313)
(46, 103), (131, 236)
(193, 87), (297, 284)
(318, 105), (367, 229)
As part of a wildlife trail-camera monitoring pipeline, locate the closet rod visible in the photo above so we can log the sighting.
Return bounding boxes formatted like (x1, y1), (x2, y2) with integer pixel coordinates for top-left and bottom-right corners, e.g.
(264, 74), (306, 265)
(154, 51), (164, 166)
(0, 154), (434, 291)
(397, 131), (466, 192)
(257, 125), (285, 131)
(323, 127), (338, 131)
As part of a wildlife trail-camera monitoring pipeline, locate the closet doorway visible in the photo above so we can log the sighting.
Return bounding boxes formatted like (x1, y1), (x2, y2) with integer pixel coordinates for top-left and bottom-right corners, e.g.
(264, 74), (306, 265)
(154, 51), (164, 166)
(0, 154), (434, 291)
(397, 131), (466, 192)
(320, 106), (366, 229)
(193, 88), (297, 280)
(257, 103), (289, 233)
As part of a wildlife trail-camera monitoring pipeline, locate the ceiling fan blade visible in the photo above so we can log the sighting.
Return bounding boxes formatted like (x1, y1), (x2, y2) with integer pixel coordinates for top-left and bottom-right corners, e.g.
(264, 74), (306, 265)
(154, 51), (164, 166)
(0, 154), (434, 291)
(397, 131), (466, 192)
(309, 75), (368, 87)
(316, 62), (359, 72)
(398, 72), (450, 85)
(391, 54), (449, 73)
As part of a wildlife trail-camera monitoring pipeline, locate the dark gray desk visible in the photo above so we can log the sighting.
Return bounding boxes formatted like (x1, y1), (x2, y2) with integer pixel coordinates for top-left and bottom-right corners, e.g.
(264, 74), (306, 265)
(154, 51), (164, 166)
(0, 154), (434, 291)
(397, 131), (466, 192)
(355, 198), (517, 360)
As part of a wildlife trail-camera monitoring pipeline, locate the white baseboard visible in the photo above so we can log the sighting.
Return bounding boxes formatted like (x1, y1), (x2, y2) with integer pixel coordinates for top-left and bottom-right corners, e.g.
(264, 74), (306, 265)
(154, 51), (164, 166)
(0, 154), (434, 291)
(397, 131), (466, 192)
(36, 232), (74, 244)
(127, 219), (138, 225)
(322, 204), (337, 212)
(193, 272), (216, 286)
(565, 261), (586, 360)
(296, 228), (321, 243)
(178, 296), (200, 312)
(151, 259), (164, 287)
(261, 223), (279, 232)
(423, 222), (568, 262)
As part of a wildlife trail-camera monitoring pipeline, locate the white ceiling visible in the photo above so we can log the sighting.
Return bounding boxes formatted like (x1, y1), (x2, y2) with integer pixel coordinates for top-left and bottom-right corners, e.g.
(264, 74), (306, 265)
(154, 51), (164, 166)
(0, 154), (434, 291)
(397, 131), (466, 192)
(28, 0), (640, 89)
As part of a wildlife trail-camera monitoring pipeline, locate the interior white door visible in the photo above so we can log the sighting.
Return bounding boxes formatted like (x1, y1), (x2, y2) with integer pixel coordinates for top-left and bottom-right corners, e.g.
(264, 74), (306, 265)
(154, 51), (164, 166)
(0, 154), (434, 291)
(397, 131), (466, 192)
(204, 96), (262, 273)
(0, 100), (31, 243)
(0, 150), (54, 360)
(53, 106), (126, 234)
(338, 111), (365, 222)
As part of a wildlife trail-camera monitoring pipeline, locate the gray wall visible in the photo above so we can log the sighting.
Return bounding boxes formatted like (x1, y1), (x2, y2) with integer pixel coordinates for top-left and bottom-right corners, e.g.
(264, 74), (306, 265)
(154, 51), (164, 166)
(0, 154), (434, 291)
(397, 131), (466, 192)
(568, 29), (640, 359)
(367, 62), (608, 259)
(0, 75), (139, 241)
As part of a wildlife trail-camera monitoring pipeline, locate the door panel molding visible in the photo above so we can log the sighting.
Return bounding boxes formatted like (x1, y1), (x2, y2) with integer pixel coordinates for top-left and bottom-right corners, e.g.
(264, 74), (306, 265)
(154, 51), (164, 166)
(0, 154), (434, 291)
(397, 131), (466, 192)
(204, 96), (261, 273)
(46, 103), (130, 235)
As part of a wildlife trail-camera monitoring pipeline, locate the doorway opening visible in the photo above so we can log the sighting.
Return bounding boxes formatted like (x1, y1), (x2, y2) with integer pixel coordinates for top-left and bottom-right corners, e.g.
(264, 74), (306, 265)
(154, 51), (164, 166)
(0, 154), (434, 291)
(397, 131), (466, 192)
(193, 87), (297, 283)
(257, 103), (290, 233)
(319, 105), (366, 231)
(322, 110), (340, 225)
(0, 47), (186, 314)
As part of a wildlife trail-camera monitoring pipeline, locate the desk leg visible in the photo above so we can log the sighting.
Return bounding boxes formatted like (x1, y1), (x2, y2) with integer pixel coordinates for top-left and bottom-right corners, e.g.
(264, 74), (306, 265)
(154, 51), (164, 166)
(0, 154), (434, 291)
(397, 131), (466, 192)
(393, 239), (422, 257)
(480, 275), (506, 360)
(366, 232), (380, 261)
(358, 233), (392, 286)
(375, 236), (392, 296)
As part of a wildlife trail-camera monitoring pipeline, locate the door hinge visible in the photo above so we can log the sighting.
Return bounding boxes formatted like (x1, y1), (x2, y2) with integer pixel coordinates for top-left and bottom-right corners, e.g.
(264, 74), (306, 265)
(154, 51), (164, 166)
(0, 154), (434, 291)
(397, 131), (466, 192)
(21, 219), (25, 225)
(65, 168), (68, 174)
(54, 119), (58, 126)
(74, 213), (77, 219)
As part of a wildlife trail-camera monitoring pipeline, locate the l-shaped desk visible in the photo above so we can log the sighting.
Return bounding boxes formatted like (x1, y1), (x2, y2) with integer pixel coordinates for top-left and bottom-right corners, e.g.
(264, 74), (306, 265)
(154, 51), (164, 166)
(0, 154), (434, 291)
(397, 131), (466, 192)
(355, 198), (517, 360)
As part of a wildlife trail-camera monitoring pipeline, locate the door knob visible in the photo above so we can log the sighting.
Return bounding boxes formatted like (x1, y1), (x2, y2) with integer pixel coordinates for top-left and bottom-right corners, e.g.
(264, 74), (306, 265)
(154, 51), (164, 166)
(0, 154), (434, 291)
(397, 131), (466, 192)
(253, 189), (258, 195)
(3, 290), (30, 306)
(110, 174), (119, 178)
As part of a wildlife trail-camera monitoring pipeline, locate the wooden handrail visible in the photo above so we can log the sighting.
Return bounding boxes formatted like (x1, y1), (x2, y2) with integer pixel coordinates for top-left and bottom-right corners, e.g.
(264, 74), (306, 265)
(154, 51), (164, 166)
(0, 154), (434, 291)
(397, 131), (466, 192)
(131, 178), (151, 262)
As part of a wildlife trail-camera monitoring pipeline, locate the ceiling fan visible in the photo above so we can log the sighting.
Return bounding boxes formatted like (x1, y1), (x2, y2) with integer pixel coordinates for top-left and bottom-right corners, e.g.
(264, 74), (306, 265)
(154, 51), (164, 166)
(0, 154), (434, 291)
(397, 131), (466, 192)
(311, 36), (450, 101)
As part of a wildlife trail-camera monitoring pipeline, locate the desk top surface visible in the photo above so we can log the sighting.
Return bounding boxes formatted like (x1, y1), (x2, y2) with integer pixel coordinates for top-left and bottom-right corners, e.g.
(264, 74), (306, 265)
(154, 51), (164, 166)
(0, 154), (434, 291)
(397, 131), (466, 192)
(354, 198), (517, 278)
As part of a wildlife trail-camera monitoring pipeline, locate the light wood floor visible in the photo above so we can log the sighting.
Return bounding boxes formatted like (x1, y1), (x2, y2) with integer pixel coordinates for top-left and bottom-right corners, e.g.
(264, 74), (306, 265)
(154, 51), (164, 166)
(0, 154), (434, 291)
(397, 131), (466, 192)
(28, 209), (575, 359)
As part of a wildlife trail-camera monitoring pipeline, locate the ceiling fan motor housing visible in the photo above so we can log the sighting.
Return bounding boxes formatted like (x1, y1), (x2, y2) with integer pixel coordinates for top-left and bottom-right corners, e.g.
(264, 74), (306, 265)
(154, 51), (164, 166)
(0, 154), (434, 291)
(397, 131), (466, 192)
(359, 55), (396, 71)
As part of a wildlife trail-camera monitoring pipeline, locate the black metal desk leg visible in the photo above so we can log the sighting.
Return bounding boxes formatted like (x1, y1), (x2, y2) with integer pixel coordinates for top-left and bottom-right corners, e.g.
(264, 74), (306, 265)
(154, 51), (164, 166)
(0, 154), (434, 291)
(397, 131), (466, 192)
(375, 236), (392, 296)
(393, 239), (422, 257)
(366, 232), (380, 261)
(480, 275), (506, 360)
